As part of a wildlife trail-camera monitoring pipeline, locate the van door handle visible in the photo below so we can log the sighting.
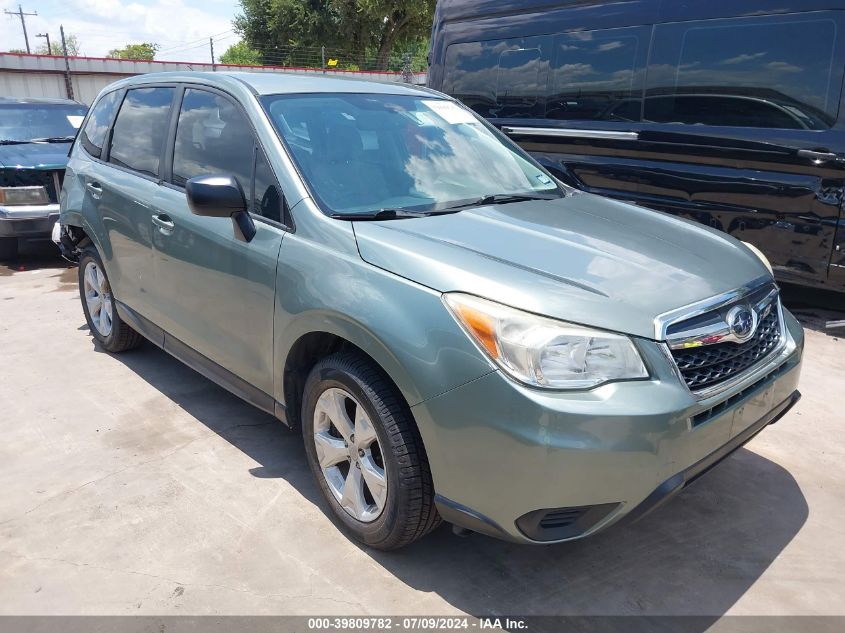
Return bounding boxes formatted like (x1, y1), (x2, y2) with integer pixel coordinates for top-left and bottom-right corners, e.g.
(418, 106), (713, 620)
(797, 149), (840, 164)
(85, 182), (103, 199)
(152, 213), (175, 234)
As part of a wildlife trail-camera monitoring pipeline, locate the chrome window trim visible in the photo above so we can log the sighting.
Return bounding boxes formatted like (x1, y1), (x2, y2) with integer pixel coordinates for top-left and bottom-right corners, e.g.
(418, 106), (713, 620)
(501, 126), (639, 141)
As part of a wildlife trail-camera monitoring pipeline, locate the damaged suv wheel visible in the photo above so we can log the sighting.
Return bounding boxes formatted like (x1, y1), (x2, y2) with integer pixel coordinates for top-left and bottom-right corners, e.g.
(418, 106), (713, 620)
(78, 247), (143, 352)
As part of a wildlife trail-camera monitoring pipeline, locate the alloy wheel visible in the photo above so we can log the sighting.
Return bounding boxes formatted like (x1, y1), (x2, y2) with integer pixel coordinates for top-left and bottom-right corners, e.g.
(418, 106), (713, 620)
(312, 387), (388, 523)
(83, 261), (113, 337)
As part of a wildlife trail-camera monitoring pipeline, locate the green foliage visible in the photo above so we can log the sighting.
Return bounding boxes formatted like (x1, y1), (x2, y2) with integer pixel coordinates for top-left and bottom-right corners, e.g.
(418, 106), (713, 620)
(107, 42), (159, 61)
(233, 0), (435, 70)
(35, 34), (81, 56)
(220, 40), (262, 66)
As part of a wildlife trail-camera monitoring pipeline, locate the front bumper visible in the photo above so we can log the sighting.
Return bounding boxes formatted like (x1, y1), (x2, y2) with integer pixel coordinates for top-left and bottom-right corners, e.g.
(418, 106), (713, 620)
(412, 308), (804, 544)
(0, 204), (60, 238)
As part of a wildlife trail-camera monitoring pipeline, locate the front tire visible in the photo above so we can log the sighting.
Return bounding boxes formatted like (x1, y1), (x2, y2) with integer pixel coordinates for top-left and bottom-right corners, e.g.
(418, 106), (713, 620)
(78, 247), (142, 352)
(302, 352), (441, 549)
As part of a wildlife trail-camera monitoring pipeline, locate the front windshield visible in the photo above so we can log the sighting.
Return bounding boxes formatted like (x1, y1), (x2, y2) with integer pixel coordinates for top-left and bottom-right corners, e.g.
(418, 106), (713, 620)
(0, 103), (87, 142)
(261, 93), (562, 215)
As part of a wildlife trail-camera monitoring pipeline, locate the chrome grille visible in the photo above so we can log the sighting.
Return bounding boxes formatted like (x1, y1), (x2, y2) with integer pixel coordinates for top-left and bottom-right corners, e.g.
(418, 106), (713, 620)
(671, 308), (782, 392)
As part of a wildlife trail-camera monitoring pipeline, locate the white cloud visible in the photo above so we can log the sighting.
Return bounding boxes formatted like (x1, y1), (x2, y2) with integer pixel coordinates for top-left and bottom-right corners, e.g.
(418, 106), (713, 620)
(1, 0), (237, 62)
(720, 52), (767, 65)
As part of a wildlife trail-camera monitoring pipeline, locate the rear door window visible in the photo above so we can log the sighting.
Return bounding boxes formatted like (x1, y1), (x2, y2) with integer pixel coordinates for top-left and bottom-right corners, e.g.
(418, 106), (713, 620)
(645, 13), (845, 129)
(547, 26), (649, 121)
(80, 90), (121, 158)
(109, 87), (175, 177)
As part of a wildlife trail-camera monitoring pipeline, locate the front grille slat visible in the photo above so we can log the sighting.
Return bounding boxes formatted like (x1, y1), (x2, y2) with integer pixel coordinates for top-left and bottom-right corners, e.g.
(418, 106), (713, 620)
(670, 307), (781, 392)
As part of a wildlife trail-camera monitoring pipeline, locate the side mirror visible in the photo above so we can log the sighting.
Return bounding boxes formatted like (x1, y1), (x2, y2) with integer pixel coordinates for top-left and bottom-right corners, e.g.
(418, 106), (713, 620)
(185, 174), (256, 242)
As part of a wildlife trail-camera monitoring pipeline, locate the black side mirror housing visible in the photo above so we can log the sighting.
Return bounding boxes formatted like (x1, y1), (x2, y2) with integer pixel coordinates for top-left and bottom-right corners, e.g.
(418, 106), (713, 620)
(186, 174), (246, 218)
(185, 174), (256, 242)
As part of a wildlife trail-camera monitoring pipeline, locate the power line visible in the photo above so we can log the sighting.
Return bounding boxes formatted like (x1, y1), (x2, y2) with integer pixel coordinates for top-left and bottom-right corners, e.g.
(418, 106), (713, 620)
(157, 29), (233, 54)
(4, 4), (38, 54)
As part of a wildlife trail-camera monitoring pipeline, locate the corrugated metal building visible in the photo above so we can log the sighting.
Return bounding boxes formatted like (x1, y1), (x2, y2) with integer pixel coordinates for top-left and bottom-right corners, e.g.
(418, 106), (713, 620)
(0, 53), (426, 105)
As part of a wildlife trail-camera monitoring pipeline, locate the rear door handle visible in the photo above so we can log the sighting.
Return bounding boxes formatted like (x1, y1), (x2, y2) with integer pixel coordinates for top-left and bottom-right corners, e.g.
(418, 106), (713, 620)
(85, 182), (102, 199)
(797, 149), (840, 164)
(152, 213), (175, 234)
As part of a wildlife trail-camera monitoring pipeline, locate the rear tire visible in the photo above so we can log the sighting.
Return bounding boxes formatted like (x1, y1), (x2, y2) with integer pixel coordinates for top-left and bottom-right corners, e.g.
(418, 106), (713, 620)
(0, 237), (18, 261)
(78, 247), (143, 353)
(302, 351), (441, 549)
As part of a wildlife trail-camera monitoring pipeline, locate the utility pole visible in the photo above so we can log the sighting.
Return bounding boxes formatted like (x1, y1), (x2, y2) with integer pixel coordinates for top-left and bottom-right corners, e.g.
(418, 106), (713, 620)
(36, 32), (51, 55)
(4, 4), (38, 54)
(209, 37), (216, 70)
(60, 25), (74, 100)
(321, 46), (326, 73)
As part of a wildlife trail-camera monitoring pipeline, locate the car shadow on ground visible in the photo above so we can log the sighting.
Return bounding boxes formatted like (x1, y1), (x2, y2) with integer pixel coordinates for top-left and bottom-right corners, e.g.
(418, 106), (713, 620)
(100, 338), (809, 625)
(0, 240), (68, 272)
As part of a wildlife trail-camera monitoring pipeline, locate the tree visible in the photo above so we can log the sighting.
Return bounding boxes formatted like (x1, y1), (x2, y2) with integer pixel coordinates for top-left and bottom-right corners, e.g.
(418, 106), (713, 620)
(36, 34), (81, 56)
(220, 40), (261, 66)
(233, 0), (435, 70)
(107, 43), (159, 61)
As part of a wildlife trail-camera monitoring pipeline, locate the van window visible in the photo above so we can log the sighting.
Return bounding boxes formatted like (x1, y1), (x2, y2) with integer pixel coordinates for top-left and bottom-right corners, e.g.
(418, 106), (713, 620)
(444, 37), (547, 118)
(496, 47), (542, 117)
(172, 89), (254, 191)
(645, 13), (845, 129)
(547, 26), (648, 122)
(109, 87), (174, 177)
(80, 90), (121, 158)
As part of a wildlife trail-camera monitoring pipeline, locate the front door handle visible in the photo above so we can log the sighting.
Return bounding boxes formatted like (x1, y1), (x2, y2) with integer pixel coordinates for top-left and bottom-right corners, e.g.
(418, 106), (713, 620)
(797, 149), (840, 164)
(85, 182), (103, 199)
(152, 213), (175, 234)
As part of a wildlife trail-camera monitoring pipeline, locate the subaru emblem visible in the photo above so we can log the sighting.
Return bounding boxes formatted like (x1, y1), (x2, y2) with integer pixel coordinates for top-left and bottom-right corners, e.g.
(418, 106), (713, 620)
(727, 305), (756, 341)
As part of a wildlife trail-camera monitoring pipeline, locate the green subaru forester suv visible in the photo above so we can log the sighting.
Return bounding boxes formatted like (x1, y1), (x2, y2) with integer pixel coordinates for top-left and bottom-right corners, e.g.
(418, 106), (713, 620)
(58, 72), (803, 549)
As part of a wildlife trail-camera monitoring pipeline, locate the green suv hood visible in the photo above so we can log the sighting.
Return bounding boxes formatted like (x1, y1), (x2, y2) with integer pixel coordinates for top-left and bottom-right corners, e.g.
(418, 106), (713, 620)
(353, 192), (770, 340)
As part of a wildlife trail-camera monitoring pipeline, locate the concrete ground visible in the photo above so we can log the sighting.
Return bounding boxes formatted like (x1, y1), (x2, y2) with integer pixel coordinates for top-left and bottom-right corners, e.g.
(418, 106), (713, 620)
(1, 243), (844, 617)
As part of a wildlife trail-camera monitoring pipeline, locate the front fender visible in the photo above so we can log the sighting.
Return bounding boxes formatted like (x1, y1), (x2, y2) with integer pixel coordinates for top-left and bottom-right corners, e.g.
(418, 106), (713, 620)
(273, 235), (493, 409)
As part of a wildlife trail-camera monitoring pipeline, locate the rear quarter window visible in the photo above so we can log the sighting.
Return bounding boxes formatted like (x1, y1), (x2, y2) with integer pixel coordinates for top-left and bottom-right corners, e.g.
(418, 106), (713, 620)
(80, 90), (121, 158)
(645, 12), (845, 129)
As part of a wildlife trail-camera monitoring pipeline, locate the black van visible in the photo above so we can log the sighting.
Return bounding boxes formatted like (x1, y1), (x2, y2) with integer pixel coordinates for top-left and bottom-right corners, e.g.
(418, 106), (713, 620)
(427, 0), (845, 293)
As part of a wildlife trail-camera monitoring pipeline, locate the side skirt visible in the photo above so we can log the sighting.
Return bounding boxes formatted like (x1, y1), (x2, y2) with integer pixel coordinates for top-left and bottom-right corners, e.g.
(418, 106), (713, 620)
(115, 300), (289, 426)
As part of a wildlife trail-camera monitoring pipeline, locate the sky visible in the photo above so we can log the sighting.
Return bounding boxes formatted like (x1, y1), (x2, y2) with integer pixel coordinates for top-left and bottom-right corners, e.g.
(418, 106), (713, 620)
(0, 0), (241, 62)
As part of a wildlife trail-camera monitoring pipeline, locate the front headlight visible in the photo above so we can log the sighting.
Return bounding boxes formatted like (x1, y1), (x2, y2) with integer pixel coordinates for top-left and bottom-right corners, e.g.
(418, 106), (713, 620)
(0, 186), (49, 206)
(443, 293), (648, 389)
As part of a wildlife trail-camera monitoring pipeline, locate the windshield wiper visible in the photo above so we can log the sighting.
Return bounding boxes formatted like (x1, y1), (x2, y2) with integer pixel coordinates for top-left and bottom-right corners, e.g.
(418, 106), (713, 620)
(441, 193), (559, 211)
(330, 208), (429, 221)
(29, 135), (76, 143)
(0, 139), (29, 145)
